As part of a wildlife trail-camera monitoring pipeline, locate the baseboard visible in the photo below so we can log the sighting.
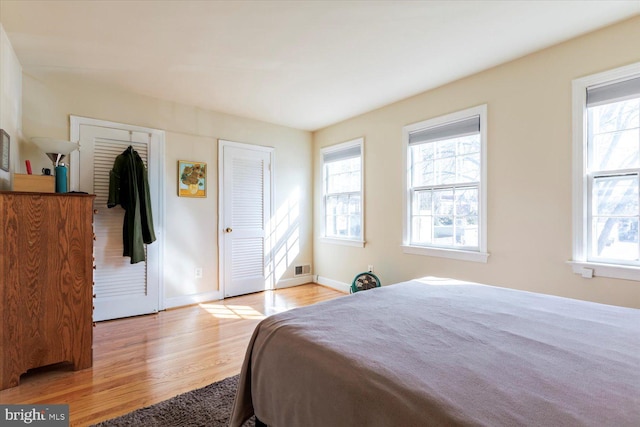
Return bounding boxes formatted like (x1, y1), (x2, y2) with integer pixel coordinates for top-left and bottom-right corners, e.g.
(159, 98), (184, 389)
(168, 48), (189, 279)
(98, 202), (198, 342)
(164, 291), (222, 309)
(317, 276), (351, 293)
(275, 274), (314, 289)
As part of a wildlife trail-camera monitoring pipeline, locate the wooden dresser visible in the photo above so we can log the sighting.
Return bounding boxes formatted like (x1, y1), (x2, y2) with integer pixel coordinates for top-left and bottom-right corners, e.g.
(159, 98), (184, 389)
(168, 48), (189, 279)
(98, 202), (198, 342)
(0, 191), (95, 390)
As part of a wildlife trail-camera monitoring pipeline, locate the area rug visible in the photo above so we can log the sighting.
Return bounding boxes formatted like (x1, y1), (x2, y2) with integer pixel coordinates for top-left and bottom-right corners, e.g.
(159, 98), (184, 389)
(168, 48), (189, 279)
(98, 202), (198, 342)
(92, 375), (254, 427)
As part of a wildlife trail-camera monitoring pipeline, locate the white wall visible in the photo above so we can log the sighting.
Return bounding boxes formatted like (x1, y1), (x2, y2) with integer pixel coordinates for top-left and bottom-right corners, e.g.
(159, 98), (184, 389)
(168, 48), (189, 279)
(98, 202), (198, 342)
(0, 23), (22, 190)
(313, 16), (640, 309)
(20, 72), (313, 306)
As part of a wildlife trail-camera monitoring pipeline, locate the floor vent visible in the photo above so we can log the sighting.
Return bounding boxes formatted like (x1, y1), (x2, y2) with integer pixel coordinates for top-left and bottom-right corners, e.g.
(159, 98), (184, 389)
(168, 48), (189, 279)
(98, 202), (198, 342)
(294, 264), (311, 276)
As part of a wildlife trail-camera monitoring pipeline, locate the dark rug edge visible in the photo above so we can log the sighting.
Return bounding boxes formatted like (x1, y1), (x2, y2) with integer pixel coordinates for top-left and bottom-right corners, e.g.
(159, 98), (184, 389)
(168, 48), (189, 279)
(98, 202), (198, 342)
(90, 374), (255, 427)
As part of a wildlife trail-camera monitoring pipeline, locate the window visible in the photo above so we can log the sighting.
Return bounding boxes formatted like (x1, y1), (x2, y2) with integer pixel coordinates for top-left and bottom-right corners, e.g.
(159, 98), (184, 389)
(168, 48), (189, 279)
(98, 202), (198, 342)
(402, 105), (488, 262)
(571, 63), (640, 280)
(321, 138), (364, 246)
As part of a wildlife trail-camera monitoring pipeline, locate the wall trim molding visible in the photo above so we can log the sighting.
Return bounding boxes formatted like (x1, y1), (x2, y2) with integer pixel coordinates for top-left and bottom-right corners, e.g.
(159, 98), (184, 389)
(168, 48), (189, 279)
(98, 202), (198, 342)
(164, 291), (222, 309)
(275, 275), (314, 289)
(317, 276), (351, 293)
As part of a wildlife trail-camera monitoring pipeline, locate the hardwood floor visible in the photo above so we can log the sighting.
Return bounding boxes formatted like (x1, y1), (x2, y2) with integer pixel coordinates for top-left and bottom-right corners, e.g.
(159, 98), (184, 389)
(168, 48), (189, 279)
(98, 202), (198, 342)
(0, 284), (345, 426)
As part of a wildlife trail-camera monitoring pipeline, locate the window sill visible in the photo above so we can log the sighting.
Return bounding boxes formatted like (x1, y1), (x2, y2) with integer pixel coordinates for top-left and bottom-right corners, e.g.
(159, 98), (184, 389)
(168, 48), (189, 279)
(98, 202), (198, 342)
(319, 237), (365, 248)
(402, 245), (489, 263)
(568, 260), (640, 281)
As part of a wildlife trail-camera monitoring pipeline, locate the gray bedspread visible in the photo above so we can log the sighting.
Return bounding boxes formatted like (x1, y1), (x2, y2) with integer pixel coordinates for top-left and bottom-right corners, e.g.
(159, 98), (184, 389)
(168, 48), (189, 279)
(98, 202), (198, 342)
(229, 277), (640, 426)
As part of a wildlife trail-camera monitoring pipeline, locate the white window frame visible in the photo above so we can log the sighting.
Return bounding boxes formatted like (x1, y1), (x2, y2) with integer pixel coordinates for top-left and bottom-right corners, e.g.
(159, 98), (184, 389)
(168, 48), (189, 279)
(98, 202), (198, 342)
(570, 62), (640, 281)
(402, 105), (488, 263)
(320, 137), (365, 247)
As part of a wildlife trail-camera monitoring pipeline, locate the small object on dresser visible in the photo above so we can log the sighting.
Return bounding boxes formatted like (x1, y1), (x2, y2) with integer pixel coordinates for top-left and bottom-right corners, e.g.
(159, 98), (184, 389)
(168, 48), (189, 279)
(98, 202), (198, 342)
(55, 163), (68, 193)
(13, 173), (55, 193)
(25, 160), (32, 174)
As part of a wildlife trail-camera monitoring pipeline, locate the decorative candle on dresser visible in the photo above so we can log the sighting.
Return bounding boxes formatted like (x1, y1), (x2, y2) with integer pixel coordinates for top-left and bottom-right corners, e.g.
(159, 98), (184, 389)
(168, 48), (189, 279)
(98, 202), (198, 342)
(0, 191), (95, 390)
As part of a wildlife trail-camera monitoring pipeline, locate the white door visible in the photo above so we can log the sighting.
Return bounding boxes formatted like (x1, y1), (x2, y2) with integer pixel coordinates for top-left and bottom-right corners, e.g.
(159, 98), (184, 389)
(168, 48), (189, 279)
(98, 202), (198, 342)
(70, 117), (164, 321)
(219, 141), (272, 298)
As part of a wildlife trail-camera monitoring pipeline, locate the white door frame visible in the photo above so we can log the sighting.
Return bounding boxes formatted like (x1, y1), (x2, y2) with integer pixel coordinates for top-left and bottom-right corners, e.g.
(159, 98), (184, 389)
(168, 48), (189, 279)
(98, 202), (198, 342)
(70, 115), (166, 310)
(218, 139), (275, 298)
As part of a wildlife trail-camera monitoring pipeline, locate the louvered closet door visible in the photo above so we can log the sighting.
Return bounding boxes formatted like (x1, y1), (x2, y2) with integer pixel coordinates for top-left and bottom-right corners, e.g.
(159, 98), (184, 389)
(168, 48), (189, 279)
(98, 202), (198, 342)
(222, 143), (272, 298)
(75, 124), (161, 321)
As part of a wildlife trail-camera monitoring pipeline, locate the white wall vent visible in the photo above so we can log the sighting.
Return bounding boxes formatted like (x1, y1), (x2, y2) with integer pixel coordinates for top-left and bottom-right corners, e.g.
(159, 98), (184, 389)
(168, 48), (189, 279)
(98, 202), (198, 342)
(294, 264), (311, 276)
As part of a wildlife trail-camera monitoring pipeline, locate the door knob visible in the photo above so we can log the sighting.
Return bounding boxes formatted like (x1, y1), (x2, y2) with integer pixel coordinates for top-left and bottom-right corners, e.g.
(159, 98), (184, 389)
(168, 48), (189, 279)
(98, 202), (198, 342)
(225, 227), (233, 233)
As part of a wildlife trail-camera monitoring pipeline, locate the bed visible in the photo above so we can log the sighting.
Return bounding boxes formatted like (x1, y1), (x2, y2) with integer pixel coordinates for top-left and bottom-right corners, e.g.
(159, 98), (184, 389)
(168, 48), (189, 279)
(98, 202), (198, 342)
(229, 277), (640, 426)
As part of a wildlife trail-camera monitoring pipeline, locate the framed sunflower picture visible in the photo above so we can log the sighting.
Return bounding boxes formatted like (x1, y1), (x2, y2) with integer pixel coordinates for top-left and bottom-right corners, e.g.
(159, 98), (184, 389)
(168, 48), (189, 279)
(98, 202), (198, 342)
(178, 160), (207, 198)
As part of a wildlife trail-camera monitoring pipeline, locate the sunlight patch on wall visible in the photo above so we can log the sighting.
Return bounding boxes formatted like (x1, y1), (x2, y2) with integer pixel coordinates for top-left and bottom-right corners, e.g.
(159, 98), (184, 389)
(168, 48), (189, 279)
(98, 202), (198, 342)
(265, 187), (301, 285)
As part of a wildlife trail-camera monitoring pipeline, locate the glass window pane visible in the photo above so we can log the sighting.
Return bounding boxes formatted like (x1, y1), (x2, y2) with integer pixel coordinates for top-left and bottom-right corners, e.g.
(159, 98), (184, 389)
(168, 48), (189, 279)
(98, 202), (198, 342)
(589, 98), (640, 134)
(433, 158), (457, 185)
(349, 215), (361, 238)
(349, 195), (361, 214)
(593, 217), (639, 261)
(433, 216), (453, 246)
(593, 175), (639, 216)
(591, 129), (640, 170)
(335, 215), (349, 237)
(455, 188), (478, 216)
(411, 144), (434, 187)
(435, 139), (456, 160)
(433, 190), (454, 215)
(457, 154), (480, 183)
(326, 215), (336, 237)
(412, 190), (432, 216)
(458, 216), (479, 247)
(458, 134), (481, 155)
(412, 216), (432, 244)
(326, 157), (360, 193)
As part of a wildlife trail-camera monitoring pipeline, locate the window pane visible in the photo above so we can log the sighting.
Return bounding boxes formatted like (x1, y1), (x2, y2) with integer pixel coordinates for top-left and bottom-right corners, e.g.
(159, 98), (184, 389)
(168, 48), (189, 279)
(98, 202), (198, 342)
(433, 190), (454, 216)
(457, 154), (480, 183)
(435, 139), (457, 160)
(589, 98), (640, 171)
(433, 216), (453, 246)
(410, 144), (434, 187)
(412, 190), (432, 215)
(592, 217), (639, 261)
(458, 134), (481, 155)
(325, 188), (361, 239)
(412, 134), (481, 187)
(327, 194), (348, 215)
(590, 99), (639, 134)
(349, 195), (361, 214)
(326, 157), (360, 193)
(455, 188), (478, 216)
(412, 216), (432, 244)
(593, 175), (638, 216)
(591, 129), (640, 170)
(433, 158), (457, 185)
(349, 214), (361, 238)
(456, 217), (478, 246)
(326, 214), (336, 237)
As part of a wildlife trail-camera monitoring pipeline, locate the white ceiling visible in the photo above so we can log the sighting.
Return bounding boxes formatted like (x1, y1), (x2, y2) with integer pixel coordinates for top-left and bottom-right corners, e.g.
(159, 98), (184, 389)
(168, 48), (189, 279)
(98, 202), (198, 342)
(1, 1), (638, 131)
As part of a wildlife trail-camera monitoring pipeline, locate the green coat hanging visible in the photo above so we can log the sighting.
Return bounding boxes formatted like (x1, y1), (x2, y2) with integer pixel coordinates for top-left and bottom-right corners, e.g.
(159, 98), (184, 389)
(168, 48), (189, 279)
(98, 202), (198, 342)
(108, 145), (156, 264)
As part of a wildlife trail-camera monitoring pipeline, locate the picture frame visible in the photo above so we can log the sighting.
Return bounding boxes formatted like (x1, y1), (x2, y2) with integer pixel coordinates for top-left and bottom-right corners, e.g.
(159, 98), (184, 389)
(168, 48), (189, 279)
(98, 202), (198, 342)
(178, 160), (207, 197)
(0, 129), (9, 172)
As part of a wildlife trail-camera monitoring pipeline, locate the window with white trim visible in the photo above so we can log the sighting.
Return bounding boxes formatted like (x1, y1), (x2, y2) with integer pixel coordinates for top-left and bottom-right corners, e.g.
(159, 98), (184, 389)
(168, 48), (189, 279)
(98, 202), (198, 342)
(572, 63), (640, 280)
(402, 105), (488, 262)
(321, 138), (364, 246)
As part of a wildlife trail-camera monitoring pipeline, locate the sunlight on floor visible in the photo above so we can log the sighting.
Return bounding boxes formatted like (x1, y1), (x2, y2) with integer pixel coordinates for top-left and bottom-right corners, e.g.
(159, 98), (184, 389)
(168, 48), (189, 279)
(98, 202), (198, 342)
(199, 303), (266, 320)
(199, 288), (310, 320)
